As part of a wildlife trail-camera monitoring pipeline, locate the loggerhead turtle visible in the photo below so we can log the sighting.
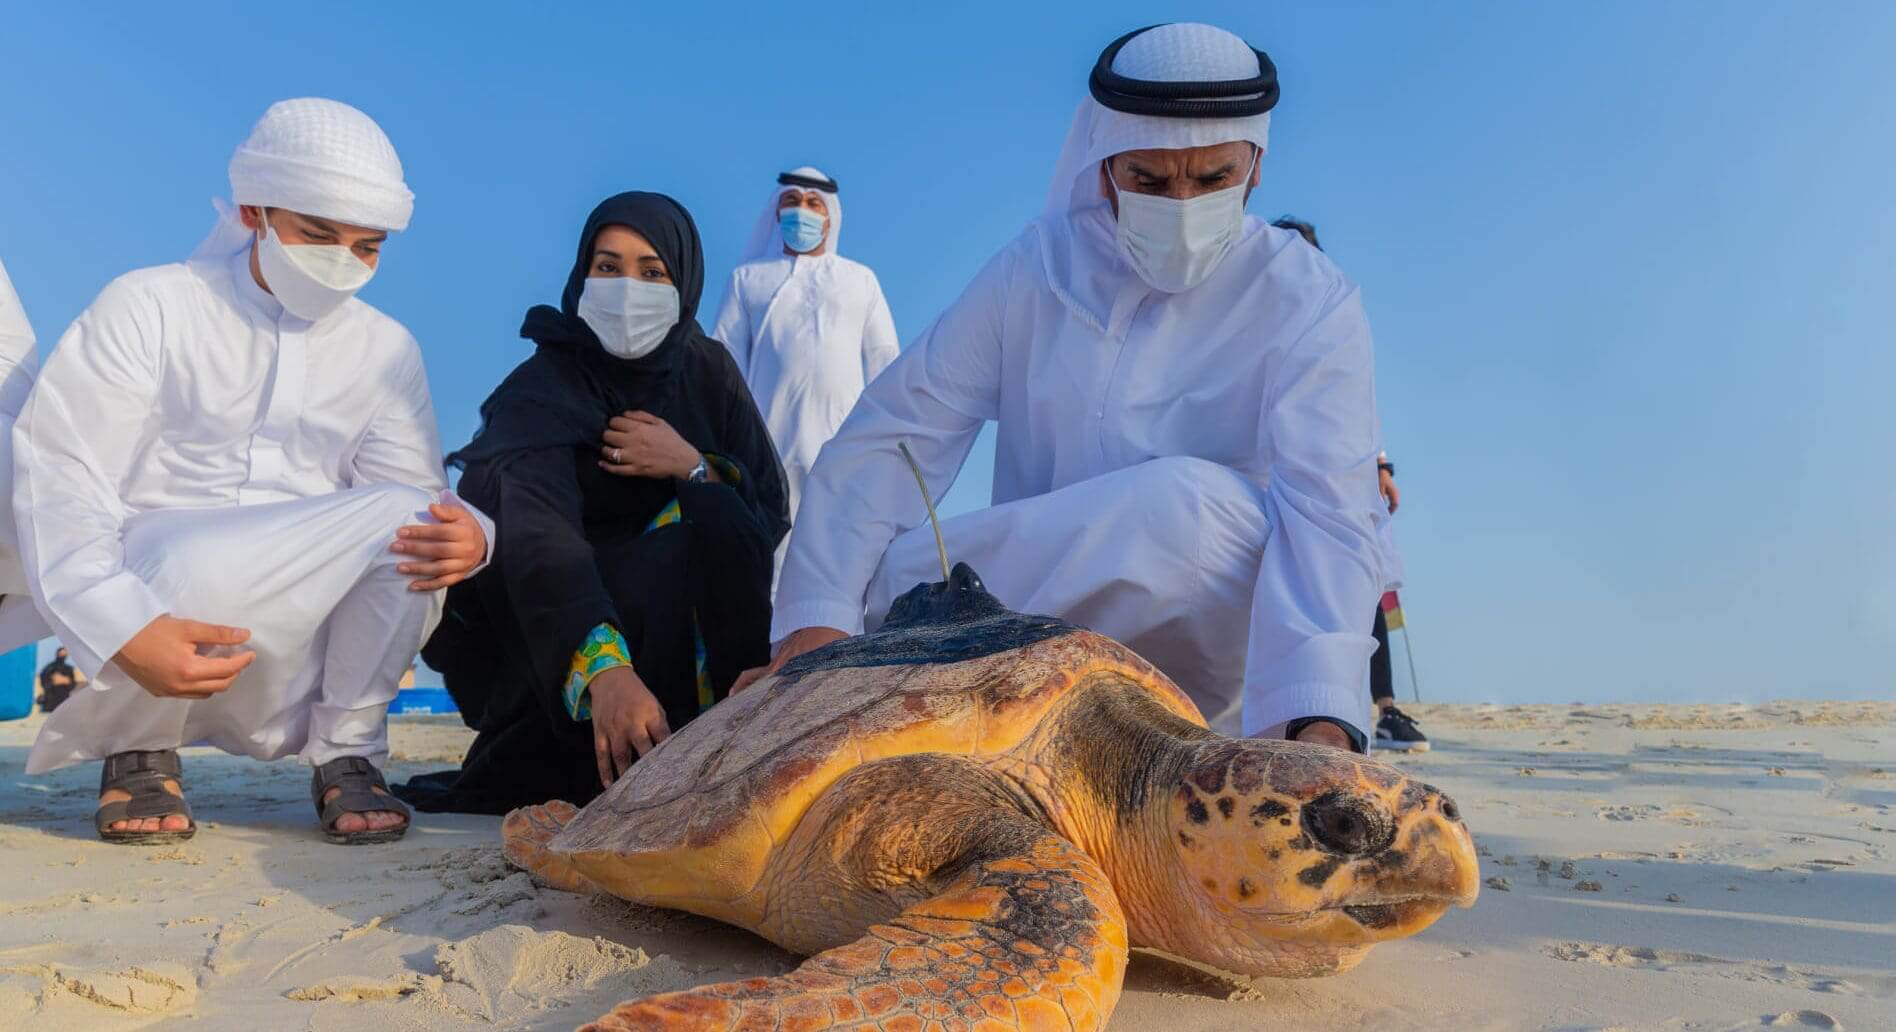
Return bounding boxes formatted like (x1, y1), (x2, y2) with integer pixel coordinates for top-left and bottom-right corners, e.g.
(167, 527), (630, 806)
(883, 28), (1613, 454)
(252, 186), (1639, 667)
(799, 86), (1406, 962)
(503, 563), (1479, 1031)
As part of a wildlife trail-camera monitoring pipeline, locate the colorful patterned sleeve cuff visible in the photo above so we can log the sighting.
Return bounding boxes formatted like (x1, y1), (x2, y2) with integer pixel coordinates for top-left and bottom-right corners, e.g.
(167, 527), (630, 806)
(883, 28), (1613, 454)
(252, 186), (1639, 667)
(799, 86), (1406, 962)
(564, 623), (633, 721)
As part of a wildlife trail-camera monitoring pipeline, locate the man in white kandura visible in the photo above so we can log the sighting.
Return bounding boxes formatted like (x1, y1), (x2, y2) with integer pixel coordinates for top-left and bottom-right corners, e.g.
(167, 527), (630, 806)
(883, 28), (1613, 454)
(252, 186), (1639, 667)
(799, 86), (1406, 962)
(710, 167), (899, 582)
(742, 23), (1390, 753)
(0, 258), (51, 656)
(14, 98), (493, 845)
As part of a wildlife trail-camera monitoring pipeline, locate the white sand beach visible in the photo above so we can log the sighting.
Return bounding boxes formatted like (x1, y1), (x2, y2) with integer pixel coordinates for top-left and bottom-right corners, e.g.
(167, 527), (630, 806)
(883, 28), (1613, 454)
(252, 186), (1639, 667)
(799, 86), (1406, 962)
(0, 700), (1889, 1031)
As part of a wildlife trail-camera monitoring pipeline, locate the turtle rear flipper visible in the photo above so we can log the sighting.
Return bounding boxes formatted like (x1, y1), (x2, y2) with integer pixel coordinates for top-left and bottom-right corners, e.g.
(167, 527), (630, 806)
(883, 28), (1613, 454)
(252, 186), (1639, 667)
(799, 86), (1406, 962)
(580, 812), (1128, 1031)
(502, 801), (596, 894)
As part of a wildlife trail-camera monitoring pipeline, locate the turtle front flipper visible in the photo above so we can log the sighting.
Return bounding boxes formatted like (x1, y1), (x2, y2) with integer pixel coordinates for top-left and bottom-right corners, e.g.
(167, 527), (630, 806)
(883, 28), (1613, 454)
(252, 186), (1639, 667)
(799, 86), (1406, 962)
(501, 801), (596, 894)
(580, 816), (1129, 1031)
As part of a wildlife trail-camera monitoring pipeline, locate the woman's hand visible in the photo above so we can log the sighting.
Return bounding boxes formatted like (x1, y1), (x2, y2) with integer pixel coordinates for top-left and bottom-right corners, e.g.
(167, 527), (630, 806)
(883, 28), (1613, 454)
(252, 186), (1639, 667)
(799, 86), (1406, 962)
(600, 411), (701, 480)
(588, 666), (672, 787)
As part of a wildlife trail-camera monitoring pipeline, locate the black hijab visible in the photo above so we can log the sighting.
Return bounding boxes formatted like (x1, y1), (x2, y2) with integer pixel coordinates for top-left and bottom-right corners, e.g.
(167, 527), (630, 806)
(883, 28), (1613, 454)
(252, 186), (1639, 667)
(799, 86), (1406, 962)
(449, 191), (713, 468)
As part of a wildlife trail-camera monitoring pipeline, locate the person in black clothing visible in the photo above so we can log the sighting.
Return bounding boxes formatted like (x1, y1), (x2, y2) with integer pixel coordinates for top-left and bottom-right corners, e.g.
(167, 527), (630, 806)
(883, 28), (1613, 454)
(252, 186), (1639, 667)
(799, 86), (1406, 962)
(1273, 216), (1428, 751)
(38, 647), (82, 713)
(1366, 453), (1425, 750)
(397, 192), (789, 815)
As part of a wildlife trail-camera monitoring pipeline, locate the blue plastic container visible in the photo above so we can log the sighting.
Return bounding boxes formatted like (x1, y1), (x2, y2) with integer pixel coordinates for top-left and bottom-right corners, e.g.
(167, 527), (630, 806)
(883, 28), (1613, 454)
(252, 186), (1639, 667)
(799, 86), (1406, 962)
(389, 686), (458, 715)
(0, 643), (36, 720)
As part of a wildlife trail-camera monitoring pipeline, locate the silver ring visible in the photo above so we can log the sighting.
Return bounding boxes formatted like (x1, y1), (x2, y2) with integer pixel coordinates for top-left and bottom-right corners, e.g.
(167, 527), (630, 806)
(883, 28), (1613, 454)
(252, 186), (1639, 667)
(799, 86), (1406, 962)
(611, 448), (623, 463)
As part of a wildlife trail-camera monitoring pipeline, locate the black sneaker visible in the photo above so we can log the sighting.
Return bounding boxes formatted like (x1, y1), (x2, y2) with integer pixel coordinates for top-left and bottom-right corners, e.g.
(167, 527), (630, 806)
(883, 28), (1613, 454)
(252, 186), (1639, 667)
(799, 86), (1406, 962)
(1375, 706), (1430, 752)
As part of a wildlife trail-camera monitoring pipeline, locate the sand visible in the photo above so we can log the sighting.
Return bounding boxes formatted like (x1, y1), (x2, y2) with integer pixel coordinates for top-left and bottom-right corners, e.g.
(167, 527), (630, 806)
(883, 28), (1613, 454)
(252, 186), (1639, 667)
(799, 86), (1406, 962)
(0, 700), (1890, 1031)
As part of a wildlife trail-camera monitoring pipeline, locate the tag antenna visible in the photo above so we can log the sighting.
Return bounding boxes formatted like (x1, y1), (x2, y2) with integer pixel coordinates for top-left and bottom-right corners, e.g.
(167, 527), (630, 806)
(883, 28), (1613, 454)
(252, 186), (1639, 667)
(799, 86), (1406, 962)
(897, 442), (951, 581)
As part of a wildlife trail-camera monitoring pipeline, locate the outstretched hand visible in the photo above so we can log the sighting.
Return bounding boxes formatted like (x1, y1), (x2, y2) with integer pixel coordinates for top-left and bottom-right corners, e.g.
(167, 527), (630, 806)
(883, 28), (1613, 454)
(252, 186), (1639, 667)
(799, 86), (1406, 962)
(730, 626), (848, 694)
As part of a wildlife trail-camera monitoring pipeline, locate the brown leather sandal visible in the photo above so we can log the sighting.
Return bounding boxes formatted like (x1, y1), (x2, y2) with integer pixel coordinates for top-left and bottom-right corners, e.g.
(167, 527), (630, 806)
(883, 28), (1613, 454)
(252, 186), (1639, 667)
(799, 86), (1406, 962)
(95, 750), (195, 845)
(311, 756), (411, 845)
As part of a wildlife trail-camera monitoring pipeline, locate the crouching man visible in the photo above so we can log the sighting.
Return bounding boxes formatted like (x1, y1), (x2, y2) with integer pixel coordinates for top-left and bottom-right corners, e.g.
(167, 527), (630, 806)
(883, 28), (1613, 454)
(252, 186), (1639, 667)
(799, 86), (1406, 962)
(13, 98), (491, 845)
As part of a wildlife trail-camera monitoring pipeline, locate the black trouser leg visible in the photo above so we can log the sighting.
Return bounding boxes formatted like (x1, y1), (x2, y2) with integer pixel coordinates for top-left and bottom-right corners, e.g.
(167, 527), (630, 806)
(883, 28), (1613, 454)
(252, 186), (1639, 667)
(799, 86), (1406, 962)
(1370, 605), (1394, 706)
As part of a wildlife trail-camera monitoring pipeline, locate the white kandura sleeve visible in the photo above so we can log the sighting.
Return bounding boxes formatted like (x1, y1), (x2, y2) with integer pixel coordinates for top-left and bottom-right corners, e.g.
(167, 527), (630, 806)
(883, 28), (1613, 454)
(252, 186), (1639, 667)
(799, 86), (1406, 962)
(859, 270), (901, 383)
(0, 258), (39, 419)
(770, 244), (1014, 641)
(1243, 283), (1387, 740)
(709, 271), (751, 380)
(12, 278), (168, 676)
(349, 336), (495, 576)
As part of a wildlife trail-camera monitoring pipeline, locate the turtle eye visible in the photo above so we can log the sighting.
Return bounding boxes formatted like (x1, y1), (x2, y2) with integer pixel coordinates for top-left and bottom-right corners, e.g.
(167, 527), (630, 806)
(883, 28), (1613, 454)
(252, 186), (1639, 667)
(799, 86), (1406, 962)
(1301, 792), (1393, 856)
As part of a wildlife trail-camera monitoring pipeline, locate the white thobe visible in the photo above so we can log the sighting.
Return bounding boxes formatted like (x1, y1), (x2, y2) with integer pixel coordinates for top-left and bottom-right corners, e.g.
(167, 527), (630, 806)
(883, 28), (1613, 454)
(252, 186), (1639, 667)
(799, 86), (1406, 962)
(711, 253), (899, 525)
(0, 258), (50, 653)
(774, 211), (1387, 738)
(14, 253), (492, 773)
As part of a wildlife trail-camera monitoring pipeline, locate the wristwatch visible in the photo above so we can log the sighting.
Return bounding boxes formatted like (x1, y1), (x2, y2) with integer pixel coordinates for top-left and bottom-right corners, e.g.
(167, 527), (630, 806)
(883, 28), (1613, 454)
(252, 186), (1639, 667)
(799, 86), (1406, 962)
(685, 457), (709, 484)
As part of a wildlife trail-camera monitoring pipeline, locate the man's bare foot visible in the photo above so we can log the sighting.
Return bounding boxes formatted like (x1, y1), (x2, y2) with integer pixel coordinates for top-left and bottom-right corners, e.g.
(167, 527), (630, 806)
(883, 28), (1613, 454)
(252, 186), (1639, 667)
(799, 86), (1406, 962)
(321, 784), (408, 834)
(98, 780), (191, 834)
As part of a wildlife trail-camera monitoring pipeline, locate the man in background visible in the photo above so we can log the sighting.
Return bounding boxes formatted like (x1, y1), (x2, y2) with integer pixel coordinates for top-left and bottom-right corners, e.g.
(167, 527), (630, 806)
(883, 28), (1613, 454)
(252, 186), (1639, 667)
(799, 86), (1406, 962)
(38, 646), (83, 713)
(711, 167), (899, 587)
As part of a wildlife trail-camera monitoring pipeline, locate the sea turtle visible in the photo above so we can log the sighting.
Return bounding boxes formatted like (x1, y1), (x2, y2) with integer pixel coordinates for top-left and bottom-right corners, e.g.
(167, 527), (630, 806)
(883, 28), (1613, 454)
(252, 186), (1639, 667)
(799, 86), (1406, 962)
(504, 563), (1479, 1031)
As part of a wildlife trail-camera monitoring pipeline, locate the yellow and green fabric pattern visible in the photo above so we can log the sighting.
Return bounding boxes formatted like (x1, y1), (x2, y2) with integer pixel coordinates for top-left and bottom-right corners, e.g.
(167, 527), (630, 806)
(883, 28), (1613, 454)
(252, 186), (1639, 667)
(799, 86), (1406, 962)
(562, 454), (737, 721)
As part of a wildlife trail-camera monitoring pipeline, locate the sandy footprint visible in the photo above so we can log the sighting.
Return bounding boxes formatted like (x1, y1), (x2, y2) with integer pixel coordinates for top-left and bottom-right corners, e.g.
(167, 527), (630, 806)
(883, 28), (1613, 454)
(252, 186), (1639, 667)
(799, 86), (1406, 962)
(1543, 942), (1861, 996)
(286, 975), (426, 1003)
(1596, 804), (1665, 822)
(1544, 943), (1717, 967)
(0, 961), (198, 1020)
(1756, 1011), (1841, 1030)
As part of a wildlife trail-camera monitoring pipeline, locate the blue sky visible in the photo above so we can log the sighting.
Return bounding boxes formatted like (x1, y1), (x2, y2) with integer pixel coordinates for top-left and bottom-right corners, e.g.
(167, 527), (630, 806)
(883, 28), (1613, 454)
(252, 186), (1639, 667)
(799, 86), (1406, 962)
(2, 3), (1891, 704)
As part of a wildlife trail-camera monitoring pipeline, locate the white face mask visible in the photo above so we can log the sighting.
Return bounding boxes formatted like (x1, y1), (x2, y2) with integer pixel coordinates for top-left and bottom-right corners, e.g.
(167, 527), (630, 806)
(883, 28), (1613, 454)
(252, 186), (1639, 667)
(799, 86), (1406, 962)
(1109, 151), (1256, 294)
(254, 213), (376, 321)
(578, 277), (680, 360)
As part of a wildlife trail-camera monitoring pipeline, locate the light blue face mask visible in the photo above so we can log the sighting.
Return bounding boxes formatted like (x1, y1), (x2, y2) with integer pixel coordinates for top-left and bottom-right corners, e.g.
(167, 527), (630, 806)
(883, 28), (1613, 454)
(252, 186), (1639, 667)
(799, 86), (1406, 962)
(779, 207), (827, 253)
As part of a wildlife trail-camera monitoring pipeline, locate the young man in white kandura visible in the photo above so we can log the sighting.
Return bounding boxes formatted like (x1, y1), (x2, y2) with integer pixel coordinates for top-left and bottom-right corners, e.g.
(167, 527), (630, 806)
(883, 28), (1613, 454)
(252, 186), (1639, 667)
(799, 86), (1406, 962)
(13, 98), (492, 845)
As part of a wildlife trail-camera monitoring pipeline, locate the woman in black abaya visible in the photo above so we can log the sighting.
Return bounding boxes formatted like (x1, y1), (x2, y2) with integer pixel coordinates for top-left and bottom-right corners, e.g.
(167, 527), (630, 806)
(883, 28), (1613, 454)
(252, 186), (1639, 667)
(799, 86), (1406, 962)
(398, 192), (789, 814)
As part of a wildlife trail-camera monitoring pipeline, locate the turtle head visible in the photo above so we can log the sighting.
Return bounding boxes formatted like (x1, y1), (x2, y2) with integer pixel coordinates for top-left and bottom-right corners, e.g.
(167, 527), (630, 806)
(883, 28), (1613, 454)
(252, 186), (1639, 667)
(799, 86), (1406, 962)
(1147, 738), (1479, 978)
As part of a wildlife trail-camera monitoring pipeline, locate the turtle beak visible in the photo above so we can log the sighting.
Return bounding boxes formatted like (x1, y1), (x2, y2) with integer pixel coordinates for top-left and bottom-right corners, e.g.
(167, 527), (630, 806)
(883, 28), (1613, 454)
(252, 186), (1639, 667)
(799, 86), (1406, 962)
(1445, 817), (1482, 908)
(1334, 810), (1479, 941)
(1410, 800), (1481, 910)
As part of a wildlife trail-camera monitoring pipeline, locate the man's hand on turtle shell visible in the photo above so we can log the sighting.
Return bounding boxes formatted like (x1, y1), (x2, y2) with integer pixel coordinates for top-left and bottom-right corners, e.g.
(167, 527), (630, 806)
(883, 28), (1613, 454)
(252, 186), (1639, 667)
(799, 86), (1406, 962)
(1293, 720), (1355, 751)
(730, 626), (848, 694)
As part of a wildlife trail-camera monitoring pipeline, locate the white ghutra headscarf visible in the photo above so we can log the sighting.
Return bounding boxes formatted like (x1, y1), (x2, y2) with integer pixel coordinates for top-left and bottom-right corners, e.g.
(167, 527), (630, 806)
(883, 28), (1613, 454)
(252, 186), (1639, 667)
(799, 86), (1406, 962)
(1035, 23), (1277, 332)
(1042, 23), (1273, 219)
(192, 98), (415, 261)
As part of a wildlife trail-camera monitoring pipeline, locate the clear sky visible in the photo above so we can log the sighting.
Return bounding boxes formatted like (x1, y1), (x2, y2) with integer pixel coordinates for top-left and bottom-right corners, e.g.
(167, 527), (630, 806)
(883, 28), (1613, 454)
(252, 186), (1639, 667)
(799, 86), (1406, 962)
(2, 3), (1891, 705)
